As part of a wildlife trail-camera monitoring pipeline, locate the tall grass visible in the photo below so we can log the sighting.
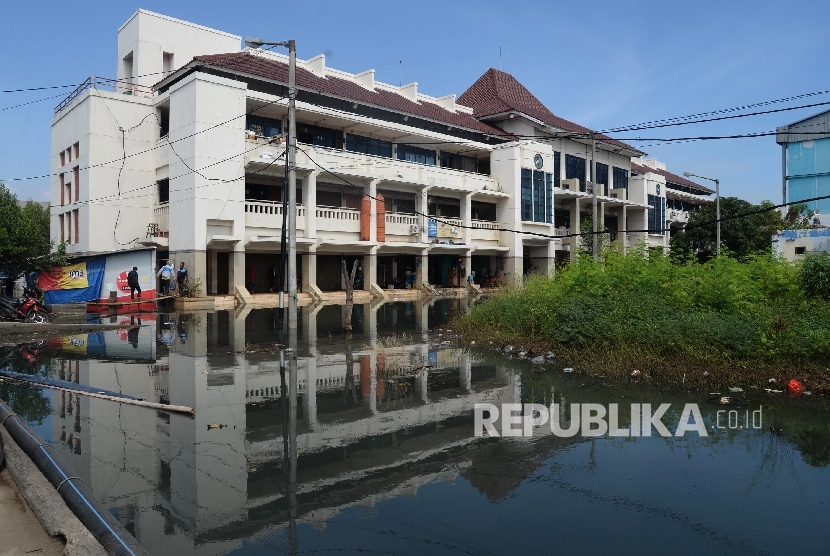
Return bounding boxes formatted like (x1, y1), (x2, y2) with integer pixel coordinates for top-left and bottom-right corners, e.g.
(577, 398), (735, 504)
(456, 249), (830, 365)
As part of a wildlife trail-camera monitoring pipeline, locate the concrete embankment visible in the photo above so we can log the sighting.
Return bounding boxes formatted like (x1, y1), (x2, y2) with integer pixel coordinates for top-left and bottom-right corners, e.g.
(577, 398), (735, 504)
(0, 428), (106, 555)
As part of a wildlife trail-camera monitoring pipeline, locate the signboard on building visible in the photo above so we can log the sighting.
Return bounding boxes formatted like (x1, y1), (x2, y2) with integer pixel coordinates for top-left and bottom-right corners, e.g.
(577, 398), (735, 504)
(428, 219), (459, 238)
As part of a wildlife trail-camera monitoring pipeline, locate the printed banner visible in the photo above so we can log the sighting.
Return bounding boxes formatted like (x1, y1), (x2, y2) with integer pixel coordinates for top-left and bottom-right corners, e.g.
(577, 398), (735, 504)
(39, 262), (89, 290)
(428, 220), (460, 239)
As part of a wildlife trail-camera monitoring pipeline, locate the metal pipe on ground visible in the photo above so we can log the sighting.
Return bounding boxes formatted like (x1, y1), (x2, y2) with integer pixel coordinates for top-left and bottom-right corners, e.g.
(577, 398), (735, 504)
(0, 400), (150, 556)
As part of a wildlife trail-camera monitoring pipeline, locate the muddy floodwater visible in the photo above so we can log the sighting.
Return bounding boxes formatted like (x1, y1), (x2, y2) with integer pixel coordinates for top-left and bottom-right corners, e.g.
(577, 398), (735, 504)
(2, 299), (830, 555)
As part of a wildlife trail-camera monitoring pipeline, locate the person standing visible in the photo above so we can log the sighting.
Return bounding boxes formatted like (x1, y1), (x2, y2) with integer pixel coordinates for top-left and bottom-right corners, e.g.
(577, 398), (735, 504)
(176, 262), (188, 296)
(127, 266), (141, 300)
(157, 261), (173, 296)
(267, 264), (277, 292)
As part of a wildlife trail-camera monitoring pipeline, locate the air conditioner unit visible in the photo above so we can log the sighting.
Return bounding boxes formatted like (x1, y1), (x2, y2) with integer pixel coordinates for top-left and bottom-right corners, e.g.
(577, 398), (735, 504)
(609, 188), (627, 201)
(409, 225), (420, 235)
(561, 178), (579, 190)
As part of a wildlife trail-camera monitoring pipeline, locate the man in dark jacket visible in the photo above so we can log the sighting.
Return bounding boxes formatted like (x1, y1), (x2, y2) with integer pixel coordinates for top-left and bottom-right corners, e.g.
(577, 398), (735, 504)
(127, 267), (141, 300)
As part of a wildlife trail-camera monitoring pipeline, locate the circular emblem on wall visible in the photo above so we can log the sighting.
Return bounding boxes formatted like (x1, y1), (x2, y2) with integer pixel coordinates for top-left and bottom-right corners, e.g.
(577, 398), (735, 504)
(534, 153), (544, 170)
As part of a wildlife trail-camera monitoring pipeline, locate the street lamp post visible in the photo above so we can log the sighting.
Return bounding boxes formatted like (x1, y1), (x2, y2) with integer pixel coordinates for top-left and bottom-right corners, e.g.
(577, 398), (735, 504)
(245, 37), (297, 329)
(683, 171), (720, 256)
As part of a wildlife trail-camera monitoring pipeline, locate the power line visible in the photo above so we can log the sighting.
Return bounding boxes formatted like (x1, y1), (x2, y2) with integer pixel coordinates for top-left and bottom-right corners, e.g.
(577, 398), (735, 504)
(0, 71), (170, 94)
(598, 88), (830, 133)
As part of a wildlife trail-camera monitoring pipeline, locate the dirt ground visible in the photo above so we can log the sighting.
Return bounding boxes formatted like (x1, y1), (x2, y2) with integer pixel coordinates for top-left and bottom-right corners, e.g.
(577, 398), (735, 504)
(0, 468), (64, 556)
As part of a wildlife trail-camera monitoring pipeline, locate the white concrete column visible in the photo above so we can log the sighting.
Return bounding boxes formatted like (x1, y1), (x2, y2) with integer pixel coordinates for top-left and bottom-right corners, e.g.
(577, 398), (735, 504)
(415, 248), (428, 288)
(365, 246), (377, 291)
(304, 171), (318, 239)
(304, 358), (317, 428)
(302, 248), (316, 292)
(230, 249), (247, 296)
(418, 187), (429, 244)
(569, 198), (581, 262)
(461, 192), (473, 245)
(463, 248), (472, 285)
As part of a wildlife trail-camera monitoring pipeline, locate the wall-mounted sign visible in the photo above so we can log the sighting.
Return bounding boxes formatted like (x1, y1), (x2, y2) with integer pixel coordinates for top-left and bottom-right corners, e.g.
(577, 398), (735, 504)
(429, 220), (459, 238)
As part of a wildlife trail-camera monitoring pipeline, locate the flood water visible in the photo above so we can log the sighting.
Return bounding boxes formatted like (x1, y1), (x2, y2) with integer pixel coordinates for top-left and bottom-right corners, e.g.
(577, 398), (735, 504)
(2, 299), (830, 555)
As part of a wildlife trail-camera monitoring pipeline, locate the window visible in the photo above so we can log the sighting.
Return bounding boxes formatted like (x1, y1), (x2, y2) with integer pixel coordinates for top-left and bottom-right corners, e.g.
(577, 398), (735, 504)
(440, 151), (477, 173)
(397, 144), (435, 166)
(317, 188), (342, 208)
(521, 168), (533, 221)
(66, 211), (72, 244)
(553, 152), (561, 188)
(73, 167), (79, 202)
(545, 173), (553, 223)
(565, 155), (586, 191)
(613, 167), (629, 191)
(795, 246), (807, 255)
(60, 174), (65, 206)
(297, 123), (341, 149)
(647, 194), (665, 235)
(73, 142), (79, 159)
(346, 134), (392, 158)
(157, 179), (169, 204)
(246, 115), (281, 139)
(162, 52), (174, 76)
(73, 209), (79, 244)
(471, 201), (497, 221)
(596, 163), (608, 196)
(59, 214), (65, 242)
(60, 151), (65, 167)
(158, 105), (170, 138)
(427, 196), (460, 218)
(379, 189), (416, 214)
(477, 158), (491, 175)
(526, 170), (554, 223)
(123, 52), (134, 85)
(66, 147), (72, 163)
(533, 170), (545, 222)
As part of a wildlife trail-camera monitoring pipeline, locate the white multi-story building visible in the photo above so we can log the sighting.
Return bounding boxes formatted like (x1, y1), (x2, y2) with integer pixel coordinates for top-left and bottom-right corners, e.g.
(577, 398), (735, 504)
(629, 159), (714, 251)
(52, 10), (699, 299)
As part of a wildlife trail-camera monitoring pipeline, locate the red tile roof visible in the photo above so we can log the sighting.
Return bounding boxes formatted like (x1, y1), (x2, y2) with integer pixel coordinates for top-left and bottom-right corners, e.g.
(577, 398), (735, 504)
(187, 52), (510, 138)
(458, 69), (645, 155)
(630, 162), (714, 194)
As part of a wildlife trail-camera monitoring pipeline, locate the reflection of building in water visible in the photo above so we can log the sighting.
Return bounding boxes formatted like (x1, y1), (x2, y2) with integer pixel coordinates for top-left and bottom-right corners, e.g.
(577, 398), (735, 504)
(44, 301), (536, 555)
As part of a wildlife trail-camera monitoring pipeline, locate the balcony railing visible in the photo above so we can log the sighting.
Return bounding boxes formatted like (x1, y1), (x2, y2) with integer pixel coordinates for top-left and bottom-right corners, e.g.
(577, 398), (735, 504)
(385, 213), (419, 238)
(244, 200), (306, 230)
(553, 227), (570, 237)
(316, 207), (361, 233)
(55, 76), (154, 116)
(471, 220), (499, 242)
(153, 205), (169, 235)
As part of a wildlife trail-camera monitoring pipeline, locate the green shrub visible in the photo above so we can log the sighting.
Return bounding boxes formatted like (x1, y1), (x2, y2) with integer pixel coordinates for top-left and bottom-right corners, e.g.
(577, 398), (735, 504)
(799, 252), (830, 300)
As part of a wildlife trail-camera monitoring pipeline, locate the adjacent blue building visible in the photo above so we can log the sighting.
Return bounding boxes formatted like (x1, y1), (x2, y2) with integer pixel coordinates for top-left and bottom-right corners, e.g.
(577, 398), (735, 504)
(777, 110), (830, 213)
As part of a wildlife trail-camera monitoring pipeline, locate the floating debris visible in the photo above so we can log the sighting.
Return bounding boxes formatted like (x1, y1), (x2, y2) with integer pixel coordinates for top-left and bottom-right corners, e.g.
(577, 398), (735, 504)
(764, 388), (783, 394)
(631, 369), (641, 377)
(787, 379), (803, 395)
(719, 396), (731, 405)
(728, 387), (744, 393)
(563, 367), (574, 373)
(531, 356), (544, 364)
(703, 371), (710, 377)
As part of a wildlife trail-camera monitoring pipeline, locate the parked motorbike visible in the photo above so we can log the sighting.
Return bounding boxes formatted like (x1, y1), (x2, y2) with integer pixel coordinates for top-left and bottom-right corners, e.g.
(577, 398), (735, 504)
(0, 286), (52, 323)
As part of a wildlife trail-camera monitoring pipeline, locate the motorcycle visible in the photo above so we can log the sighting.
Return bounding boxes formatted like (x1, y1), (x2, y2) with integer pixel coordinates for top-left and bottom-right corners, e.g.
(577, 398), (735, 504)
(0, 286), (52, 323)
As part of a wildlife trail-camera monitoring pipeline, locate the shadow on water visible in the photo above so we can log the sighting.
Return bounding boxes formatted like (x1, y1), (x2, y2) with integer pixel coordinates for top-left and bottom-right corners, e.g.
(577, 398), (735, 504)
(1, 297), (829, 555)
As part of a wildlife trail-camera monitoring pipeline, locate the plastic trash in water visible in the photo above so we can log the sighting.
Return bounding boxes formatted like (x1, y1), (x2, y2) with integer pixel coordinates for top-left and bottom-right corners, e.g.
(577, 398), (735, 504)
(728, 387), (744, 393)
(631, 369), (641, 377)
(787, 379), (803, 395)
(563, 367), (574, 373)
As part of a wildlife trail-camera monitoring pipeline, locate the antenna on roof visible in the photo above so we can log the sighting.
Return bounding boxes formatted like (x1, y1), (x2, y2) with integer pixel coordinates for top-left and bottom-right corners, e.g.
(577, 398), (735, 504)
(399, 60), (402, 87)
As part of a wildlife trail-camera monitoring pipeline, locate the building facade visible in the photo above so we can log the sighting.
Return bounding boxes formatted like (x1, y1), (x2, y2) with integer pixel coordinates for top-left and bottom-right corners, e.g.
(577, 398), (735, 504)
(52, 10), (708, 297)
(629, 159), (714, 251)
(776, 109), (830, 214)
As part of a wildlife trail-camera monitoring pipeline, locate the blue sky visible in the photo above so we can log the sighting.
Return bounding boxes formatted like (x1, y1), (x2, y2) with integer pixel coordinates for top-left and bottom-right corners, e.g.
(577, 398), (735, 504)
(2, 0), (829, 203)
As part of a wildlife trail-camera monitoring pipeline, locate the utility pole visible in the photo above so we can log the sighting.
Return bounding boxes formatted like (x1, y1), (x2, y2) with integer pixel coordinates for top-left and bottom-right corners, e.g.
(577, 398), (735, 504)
(683, 171), (721, 257)
(591, 134), (598, 260)
(244, 36), (298, 329)
(715, 178), (721, 257)
(287, 40), (298, 331)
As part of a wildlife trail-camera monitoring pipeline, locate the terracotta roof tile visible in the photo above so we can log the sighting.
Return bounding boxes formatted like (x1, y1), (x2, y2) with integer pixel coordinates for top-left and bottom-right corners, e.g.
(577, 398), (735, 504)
(189, 52), (509, 138)
(630, 162), (714, 194)
(458, 68), (645, 155)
